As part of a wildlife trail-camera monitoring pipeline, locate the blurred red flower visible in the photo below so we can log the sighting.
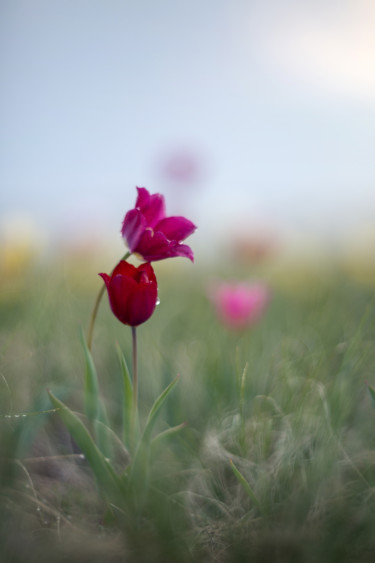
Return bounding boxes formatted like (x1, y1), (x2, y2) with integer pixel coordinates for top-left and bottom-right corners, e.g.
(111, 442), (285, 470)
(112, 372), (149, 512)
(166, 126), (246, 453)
(99, 261), (158, 326)
(209, 282), (270, 330)
(121, 187), (196, 262)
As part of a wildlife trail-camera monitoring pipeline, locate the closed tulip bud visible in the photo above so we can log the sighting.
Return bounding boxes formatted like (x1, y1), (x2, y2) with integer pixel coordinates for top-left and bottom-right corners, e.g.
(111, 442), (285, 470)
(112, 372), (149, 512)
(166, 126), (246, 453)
(99, 261), (158, 327)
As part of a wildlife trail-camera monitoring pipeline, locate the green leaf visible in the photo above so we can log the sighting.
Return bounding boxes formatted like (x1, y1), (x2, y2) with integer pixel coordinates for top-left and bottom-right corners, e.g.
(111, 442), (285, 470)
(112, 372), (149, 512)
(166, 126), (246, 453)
(80, 327), (110, 455)
(48, 390), (123, 501)
(239, 362), (249, 417)
(230, 459), (264, 515)
(94, 419), (130, 474)
(116, 342), (134, 448)
(143, 375), (180, 444)
(80, 327), (101, 425)
(151, 422), (187, 449)
(126, 376), (180, 488)
(94, 418), (113, 461)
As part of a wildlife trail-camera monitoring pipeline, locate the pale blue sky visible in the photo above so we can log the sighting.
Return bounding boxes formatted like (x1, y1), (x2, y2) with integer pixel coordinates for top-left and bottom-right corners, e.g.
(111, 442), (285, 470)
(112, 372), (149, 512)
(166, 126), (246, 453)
(1, 0), (375, 252)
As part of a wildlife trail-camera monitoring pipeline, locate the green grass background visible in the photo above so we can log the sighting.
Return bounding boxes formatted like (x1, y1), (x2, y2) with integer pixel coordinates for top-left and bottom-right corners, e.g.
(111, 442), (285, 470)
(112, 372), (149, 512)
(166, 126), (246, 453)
(1, 252), (375, 562)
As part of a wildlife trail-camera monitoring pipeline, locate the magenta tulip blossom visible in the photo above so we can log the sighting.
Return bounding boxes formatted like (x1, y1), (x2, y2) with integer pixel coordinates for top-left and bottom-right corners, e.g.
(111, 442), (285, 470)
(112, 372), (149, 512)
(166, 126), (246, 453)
(121, 187), (197, 262)
(209, 282), (270, 330)
(99, 261), (158, 327)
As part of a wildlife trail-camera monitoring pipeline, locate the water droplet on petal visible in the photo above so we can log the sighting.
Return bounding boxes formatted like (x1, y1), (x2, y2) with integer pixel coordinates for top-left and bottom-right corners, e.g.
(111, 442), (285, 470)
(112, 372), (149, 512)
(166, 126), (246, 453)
(156, 298), (160, 306)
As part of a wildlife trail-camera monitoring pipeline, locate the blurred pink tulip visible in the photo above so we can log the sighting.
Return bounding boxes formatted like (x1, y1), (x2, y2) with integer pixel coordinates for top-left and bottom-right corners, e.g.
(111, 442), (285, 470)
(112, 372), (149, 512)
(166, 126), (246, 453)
(209, 282), (270, 329)
(161, 150), (201, 184)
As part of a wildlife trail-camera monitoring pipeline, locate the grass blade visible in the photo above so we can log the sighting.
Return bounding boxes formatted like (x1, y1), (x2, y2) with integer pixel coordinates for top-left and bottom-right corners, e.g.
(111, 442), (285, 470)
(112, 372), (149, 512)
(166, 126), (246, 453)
(152, 422), (187, 445)
(48, 390), (122, 500)
(367, 381), (375, 411)
(80, 327), (110, 456)
(126, 376), (180, 489)
(80, 327), (101, 425)
(94, 419), (130, 473)
(230, 459), (264, 515)
(143, 375), (180, 444)
(116, 342), (134, 448)
(151, 422), (187, 449)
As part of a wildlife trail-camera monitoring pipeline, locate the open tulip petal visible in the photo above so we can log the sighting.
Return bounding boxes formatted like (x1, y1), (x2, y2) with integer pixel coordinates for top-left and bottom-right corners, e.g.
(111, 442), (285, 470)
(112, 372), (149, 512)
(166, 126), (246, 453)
(121, 209), (146, 252)
(135, 187), (150, 209)
(135, 231), (194, 262)
(136, 187), (166, 228)
(167, 242), (194, 261)
(136, 230), (170, 260)
(156, 216), (197, 242)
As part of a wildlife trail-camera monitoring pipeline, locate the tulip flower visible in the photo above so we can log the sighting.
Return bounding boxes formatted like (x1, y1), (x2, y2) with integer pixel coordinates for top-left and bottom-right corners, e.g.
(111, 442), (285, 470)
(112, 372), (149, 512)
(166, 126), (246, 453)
(209, 281), (270, 330)
(121, 187), (196, 262)
(99, 261), (158, 327)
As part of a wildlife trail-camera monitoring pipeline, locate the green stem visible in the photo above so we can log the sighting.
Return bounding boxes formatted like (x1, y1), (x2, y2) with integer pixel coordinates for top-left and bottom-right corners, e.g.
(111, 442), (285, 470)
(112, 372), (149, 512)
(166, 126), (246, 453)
(87, 283), (106, 352)
(87, 251), (131, 351)
(131, 326), (138, 447)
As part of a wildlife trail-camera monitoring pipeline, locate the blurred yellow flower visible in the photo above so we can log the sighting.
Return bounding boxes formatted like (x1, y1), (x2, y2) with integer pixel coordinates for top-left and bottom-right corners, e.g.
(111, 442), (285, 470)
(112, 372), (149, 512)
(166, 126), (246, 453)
(0, 213), (45, 284)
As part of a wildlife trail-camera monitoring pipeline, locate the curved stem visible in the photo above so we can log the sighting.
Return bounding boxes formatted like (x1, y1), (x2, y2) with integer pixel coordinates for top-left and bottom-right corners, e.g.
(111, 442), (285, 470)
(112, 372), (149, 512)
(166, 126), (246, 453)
(87, 283), (106, 352)
(87, 251), (131, 351)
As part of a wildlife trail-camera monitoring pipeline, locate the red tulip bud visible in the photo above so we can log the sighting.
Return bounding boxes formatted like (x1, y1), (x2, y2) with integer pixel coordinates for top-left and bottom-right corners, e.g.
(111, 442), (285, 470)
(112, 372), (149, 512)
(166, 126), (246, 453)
(99, 261), (158, 327)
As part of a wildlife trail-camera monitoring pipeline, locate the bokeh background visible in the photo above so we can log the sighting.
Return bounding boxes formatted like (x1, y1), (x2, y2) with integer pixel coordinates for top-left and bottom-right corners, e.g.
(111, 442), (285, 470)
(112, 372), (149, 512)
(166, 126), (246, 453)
(3, 4), (375, 561)
(2, 0), (375, 269)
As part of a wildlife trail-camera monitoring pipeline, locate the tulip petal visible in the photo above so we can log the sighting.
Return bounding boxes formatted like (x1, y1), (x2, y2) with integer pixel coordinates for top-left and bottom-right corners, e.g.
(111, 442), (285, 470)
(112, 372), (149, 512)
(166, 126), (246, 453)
(100, 260), (158, 326)
(136, 230), (194, 262)
(156, 216), (196, 242)
(107, 274), (138, 325)
(135, 262), (157, 285)
(135, 187), (165, 228)
(112, 260), (138, 278)
(135, 230), (169, 260)
(122, 187), (196, 263)
(126, 283), (158, 326)
(99, 273), (111, 289)
(167, 242), (194, 262)
(121, 209), (147, 251)
(135, 187), (150, 208)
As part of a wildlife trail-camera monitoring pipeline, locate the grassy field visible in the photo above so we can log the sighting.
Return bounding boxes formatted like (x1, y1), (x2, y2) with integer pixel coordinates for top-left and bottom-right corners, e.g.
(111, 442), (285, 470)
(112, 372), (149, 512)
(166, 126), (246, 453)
(1, 251), (375, 562)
